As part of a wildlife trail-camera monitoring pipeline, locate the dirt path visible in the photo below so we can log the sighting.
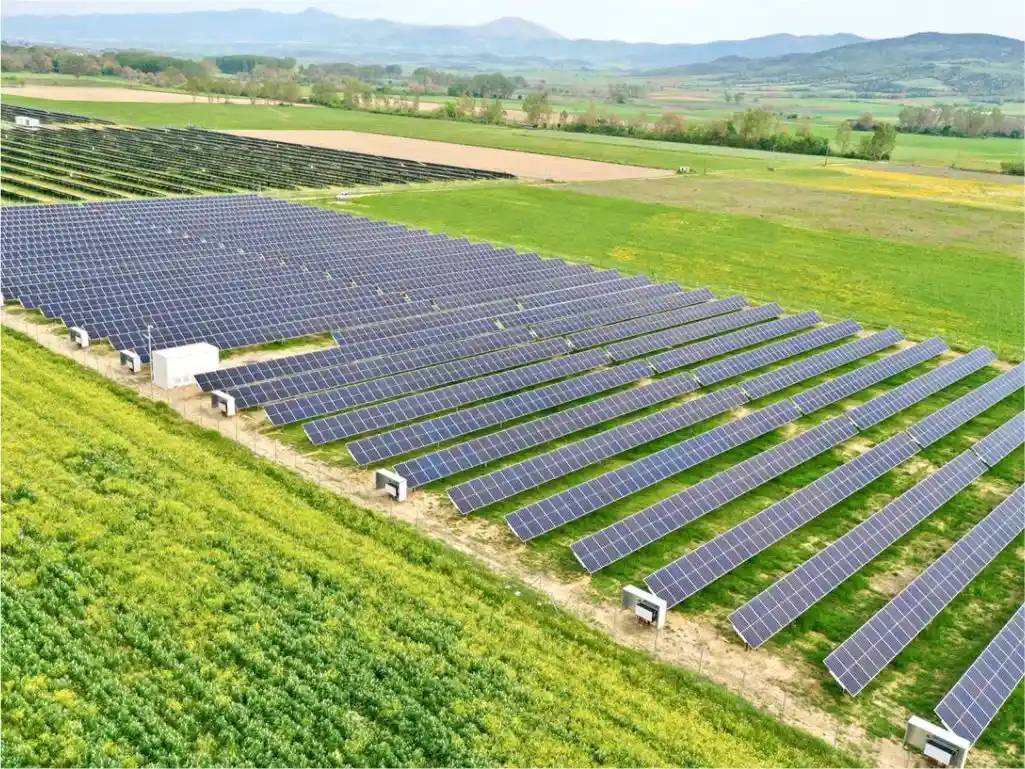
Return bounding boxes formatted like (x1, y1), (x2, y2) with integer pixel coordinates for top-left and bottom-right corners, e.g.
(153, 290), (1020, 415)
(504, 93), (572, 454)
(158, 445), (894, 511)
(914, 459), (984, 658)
(226, 128), (673, 182)
(2, 308), (932, 768)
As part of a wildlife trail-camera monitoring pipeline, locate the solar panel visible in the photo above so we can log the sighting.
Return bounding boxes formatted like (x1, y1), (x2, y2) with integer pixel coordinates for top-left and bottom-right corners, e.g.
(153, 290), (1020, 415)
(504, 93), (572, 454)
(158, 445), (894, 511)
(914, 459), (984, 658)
(571, 416), (860, 574)
(346, 361), (651, 465)
(647, 312), (823, 374)
(790, 337), (949, 414)
(691, 320), (861, 385)
(606, 303), (783, 361)
(846, 348), (996, 429)
(402, 320), (864, 491)
(741, 329), (903, 400)
(645, 432), (920, 608)
(197, 326), (533, 392)
(824, 485), (1025, 695)
(502, 338), (945, 542)
(266, 338), (570, 426)
(566, 295), (747, 349)
(396, 371), (701, 489)
(304, 348), (610, 443)
(531, 288), (715, 339)
(500, 395), (792, 535)
(935, 603), (1025, 744)
(971, 411), (1025, 467)
(729, 414), (1024, 648)
(908, 363), (1025, 447)
(226, 328), (536, 409)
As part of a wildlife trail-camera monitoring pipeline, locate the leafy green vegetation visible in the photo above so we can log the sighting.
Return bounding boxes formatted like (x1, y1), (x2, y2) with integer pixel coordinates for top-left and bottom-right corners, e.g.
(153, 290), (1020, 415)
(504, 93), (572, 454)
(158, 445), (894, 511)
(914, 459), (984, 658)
(334, 185), (1024, 360)
(0, 328), (859, 768)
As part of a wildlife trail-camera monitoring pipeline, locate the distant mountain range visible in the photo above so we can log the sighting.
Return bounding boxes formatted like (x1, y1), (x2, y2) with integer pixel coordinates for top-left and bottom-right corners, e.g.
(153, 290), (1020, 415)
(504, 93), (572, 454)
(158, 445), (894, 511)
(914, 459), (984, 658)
(647, 33), (1025, 100)
(0, 7), (865, 69)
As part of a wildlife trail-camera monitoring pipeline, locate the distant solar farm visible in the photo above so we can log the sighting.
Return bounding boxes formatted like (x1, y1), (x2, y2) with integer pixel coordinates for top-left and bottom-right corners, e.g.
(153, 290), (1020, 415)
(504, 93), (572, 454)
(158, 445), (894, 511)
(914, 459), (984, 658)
(2, 189), (1022, 759)
(0, 107), (512, 203)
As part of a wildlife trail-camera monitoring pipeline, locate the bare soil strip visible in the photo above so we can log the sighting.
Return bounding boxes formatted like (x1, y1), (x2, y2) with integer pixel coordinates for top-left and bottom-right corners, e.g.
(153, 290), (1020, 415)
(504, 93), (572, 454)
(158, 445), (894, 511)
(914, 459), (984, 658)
(226, 128), (673, 182)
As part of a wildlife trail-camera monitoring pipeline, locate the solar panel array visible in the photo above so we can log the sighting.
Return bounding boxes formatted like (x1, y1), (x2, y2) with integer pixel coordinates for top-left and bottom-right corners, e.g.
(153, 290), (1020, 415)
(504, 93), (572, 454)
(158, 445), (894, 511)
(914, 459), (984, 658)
(2, 125), (513, 199)
(645, 360), (1025, 609)
(935, 604), (1025, 744)
(824, 485), (1025, 695)
(11, 196), (1019, 726)
(2, 195), (679, 361)
(398, 321), (864, 491)
(731, 412), (1024, 648)
(564, 339), (949, 571)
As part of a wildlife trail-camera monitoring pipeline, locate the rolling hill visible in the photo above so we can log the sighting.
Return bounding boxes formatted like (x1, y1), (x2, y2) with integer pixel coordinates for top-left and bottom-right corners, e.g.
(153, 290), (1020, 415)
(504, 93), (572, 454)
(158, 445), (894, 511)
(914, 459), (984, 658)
(0, 8), (863, 69)
(647, 33), (1025, 100)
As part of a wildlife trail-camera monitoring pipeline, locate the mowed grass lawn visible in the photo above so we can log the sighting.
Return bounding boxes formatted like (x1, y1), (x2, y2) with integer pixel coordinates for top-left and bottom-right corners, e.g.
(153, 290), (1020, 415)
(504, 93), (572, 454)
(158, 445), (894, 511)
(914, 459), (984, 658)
(337, 185), (1024, 360)
(0, 329), (858, 768)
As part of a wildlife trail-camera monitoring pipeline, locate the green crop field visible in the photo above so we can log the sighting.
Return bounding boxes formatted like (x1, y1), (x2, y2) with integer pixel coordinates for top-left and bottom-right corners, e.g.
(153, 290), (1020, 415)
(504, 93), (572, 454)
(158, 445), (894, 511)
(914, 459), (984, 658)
(328, 185), (1024, 360)
(0, 328), (858, 768)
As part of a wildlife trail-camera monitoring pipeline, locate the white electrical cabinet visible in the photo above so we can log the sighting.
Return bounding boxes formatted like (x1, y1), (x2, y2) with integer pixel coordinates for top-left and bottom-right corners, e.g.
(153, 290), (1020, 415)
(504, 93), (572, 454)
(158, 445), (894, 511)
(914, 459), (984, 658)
(152, 343), (219, 389)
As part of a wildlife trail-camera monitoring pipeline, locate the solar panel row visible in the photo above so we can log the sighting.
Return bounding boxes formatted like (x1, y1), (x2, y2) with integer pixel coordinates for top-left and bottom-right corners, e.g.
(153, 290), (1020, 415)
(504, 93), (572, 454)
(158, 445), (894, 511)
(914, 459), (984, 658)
(266, 338), (570, 426)
(449, 321), (875, 516)
(347, 361), (652, 465)
(305, 348), (611, 443)
(553, 339), (945, 561)
(730, 412), (1024, 648)
(647, 312), (823, 374)
(824, 485), (1025, 695)
(606, 303), (783, 361)
(645, 356), (1023, 609)
(935, 603), (1025, 744)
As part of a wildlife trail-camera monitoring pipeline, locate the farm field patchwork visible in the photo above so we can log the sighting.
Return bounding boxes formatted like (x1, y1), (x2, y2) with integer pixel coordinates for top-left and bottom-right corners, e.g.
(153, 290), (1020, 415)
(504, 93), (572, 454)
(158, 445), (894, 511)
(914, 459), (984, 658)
(4, 91), (1023, 173)
(1, 328), (862, 767)
(0, 95), (856, 174)
(336, 185), (1024, 360)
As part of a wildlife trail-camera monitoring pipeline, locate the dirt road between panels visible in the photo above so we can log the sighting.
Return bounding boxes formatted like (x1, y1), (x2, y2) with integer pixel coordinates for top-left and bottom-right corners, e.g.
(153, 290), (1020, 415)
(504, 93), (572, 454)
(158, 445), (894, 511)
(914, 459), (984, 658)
(0, 85), (309, 105)
(226, 128), (673, 182)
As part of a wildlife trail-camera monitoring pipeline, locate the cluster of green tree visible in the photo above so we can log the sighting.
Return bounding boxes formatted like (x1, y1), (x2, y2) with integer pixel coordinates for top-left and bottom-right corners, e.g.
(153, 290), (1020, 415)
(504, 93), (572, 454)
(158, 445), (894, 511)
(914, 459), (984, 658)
(1001, 160), (1024, 176)
(300, 62), (402, 82)
(897, 105), (1024, 138)
(182, 75), (302, 103)
(832, 120), (899, 161)
(1, 43), (117, 78)
(213, 54), (296, 74)
(608, 82), (645, 103)
(111, 50), (205, 77)
(552, 106), (897, 160)
(445, 73), (527, 99)
(0, 43), (204, 86)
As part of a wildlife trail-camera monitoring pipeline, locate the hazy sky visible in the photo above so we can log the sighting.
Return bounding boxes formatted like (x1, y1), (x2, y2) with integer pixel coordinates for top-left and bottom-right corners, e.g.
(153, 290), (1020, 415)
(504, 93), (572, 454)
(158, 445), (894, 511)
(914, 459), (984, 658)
(6, 0), (1025, 43)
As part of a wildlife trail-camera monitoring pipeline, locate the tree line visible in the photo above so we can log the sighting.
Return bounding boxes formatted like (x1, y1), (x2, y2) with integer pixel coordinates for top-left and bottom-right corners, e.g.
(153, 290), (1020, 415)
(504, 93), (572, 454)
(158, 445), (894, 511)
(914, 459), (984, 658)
(897, 105), (1024, 138)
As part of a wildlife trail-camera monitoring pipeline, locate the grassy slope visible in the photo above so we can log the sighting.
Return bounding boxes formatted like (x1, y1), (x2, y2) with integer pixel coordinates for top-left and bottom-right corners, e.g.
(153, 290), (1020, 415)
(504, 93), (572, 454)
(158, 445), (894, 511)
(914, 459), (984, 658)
(335, 185), (1023, 360)
(0, 328), (857, 768)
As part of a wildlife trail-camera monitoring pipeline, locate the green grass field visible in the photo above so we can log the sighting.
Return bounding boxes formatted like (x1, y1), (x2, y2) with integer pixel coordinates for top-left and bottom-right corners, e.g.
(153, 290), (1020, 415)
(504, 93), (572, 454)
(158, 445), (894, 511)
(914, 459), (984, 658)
(331, 185), (1023, 360)
(0, 327), (859, 768)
